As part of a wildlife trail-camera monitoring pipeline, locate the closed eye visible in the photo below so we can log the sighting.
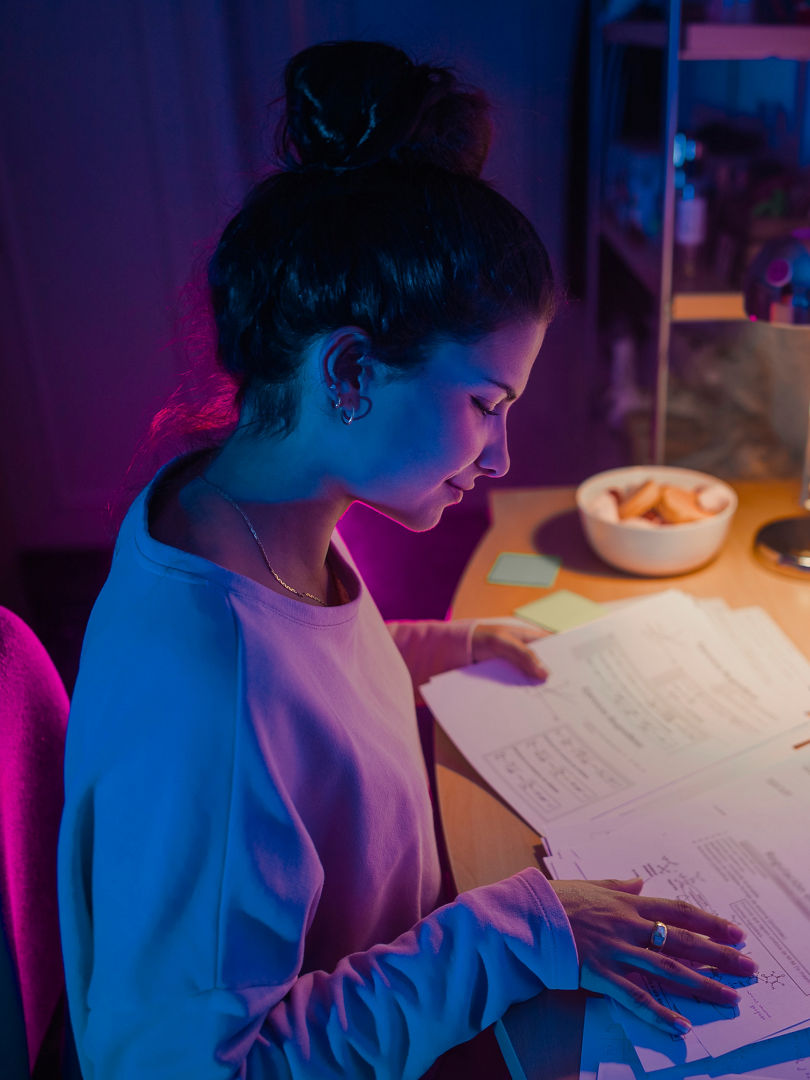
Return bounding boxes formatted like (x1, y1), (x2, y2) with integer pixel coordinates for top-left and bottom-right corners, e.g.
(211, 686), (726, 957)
(472, 397), (499, 417)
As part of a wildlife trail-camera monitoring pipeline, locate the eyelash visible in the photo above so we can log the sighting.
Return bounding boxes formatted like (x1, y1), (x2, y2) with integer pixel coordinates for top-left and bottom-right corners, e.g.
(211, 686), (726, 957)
(472, 398), (499, 417)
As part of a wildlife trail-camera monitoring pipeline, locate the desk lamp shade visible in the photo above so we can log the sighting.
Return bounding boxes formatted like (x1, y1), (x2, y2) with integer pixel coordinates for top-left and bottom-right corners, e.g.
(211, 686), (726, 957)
(744, 229), (810, 575)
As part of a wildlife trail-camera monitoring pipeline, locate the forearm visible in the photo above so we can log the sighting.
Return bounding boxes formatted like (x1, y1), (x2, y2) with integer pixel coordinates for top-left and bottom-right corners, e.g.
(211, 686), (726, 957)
(252, 869), (577, 1079)
(387, 619), (477, 695)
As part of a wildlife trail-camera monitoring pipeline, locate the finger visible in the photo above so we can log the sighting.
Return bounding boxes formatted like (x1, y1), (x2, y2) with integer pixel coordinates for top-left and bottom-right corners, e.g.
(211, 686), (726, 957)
(581, 965), (692, 1037)
(657, 925), (758, 977)
(508, 641), (548, 680)
(626, 947), (742, 1007)
(635, 896), (746, 945)
(590, 876), (645, 896)
(481, 630), (548, 680)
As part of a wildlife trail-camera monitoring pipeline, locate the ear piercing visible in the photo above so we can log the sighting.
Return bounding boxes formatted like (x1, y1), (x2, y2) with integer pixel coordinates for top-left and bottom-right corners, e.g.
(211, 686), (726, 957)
(329, 383), (356, 425)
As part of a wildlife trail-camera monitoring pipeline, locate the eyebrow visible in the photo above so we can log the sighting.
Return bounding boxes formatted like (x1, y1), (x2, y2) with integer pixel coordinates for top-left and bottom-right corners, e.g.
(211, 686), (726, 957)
(485, 379), (517, 401)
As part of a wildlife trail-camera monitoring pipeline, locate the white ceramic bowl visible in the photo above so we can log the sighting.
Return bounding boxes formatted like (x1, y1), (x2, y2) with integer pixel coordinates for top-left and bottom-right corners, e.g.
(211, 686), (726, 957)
(575, 465), (738, 577)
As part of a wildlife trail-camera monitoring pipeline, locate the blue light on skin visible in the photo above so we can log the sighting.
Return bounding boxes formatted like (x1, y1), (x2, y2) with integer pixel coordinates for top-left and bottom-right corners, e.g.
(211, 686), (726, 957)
(192, 319), (548, 603)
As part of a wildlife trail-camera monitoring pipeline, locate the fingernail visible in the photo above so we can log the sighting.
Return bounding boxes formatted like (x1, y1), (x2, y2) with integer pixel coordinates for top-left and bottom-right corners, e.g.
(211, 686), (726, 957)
(672, 1016), (691, 1034)
(728, 923), (746, 943)
(739, 955), (758, 975)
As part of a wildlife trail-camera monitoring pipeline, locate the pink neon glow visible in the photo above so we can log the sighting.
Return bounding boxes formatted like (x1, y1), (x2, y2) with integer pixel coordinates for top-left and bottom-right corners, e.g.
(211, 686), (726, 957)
(0, 608), (70, 1068)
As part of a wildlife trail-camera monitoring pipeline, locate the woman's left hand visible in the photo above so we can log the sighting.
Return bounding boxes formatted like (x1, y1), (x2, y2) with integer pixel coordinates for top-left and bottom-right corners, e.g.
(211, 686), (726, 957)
(551, 877), (756, 1035)
(471, 622), (549, 680)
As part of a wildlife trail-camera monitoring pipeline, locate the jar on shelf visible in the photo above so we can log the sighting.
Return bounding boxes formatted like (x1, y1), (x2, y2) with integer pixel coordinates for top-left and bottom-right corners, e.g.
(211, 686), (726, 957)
(743, 231), (810, 325)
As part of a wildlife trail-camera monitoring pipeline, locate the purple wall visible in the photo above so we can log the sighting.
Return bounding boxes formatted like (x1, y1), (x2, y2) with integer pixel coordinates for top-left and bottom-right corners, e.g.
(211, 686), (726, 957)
(0, 2), (584, 605)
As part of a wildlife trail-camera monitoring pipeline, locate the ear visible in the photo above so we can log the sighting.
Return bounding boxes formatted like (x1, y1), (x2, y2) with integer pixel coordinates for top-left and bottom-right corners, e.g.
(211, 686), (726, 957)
(319, 327), (377, 414)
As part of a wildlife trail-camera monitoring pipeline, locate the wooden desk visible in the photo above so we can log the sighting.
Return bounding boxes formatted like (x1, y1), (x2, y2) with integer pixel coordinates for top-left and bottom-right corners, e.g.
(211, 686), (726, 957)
(436, 480), (810, 1080)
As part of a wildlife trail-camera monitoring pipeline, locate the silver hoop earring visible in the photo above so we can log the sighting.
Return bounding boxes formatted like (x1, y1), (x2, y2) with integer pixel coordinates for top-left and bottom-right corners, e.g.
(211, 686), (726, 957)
(341, 406), (355, 425)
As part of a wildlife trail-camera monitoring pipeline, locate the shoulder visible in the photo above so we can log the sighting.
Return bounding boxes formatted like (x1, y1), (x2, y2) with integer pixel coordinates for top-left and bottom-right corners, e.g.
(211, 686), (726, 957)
(80, 565), (239, 691)
(69, 540), (243, 770)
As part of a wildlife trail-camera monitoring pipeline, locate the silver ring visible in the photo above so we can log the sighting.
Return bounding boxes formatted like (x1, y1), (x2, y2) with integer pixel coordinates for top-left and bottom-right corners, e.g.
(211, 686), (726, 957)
(649, 921), (668, 950)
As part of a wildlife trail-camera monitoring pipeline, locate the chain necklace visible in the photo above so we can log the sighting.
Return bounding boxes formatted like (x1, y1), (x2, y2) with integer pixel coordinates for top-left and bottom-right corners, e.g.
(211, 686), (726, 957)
(199, 475), (329, 606)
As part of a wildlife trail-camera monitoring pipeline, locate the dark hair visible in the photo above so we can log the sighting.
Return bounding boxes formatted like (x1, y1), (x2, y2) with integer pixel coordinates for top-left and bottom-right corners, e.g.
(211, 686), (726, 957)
(207, 40), (556, 436)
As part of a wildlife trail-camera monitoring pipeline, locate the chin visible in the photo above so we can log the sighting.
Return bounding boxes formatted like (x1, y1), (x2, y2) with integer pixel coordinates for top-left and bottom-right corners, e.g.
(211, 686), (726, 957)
(393, 509), (446, 533)
(367, 500), (447, 534)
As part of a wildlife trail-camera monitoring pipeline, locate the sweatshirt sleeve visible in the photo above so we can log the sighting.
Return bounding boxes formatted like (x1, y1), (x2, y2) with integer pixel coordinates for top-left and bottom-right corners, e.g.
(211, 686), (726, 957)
(79, 868), (578, 1080)
(387, 619), (478, 695)
(252, 867), (580, 1079)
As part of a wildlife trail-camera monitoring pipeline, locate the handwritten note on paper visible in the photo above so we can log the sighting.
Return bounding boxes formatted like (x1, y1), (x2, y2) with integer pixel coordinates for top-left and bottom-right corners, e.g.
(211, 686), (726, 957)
(422, 591), (809, 835)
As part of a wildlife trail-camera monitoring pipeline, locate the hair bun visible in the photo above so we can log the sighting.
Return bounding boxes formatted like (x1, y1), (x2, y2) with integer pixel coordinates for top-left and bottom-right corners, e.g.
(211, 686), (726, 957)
(279, 40), (491, 177)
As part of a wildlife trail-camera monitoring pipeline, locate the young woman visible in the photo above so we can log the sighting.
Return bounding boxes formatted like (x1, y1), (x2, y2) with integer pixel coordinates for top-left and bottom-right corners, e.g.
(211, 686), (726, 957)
(58, 40), (755, 1079)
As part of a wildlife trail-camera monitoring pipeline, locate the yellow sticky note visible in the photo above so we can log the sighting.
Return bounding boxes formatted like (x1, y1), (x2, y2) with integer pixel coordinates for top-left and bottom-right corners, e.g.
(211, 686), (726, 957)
(515, 590), (606, 633)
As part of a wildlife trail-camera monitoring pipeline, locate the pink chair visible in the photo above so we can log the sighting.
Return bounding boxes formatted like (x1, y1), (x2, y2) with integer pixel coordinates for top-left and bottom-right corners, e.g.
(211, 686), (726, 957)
(0, 606), (73, 1075)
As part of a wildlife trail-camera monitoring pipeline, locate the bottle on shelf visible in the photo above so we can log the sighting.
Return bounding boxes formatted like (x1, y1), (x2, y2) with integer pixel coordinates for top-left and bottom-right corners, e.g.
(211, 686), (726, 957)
(674, 133), (709, 282)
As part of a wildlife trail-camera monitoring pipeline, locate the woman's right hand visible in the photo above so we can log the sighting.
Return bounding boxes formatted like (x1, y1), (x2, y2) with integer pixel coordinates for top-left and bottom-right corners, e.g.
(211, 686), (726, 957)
(550, 876), (758, 1035)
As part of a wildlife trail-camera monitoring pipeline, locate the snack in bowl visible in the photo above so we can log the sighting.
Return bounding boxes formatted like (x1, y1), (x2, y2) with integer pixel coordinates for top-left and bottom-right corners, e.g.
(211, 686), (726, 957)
(575, 466), (738, 576)
(657, 484), (714, 524)
(617, 479), (661, 520)
(602, 479), (731, 525)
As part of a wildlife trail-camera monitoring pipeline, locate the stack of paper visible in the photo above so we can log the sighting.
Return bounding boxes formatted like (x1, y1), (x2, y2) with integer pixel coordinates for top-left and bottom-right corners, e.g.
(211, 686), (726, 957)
(579, 997), (810, 1080)
(421, 590), (810, 1077)
(549, 752), (810, 1076)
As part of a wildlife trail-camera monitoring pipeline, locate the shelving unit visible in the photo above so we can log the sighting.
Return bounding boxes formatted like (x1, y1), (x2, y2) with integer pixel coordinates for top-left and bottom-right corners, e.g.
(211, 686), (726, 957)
(604, 19), (810, 59)
(585, 3), (810, 463)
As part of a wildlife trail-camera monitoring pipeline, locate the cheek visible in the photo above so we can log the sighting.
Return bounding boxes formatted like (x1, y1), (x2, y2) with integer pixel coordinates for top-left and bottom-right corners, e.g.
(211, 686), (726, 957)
(422, 413), (476, 468)
(444, 406), (484, 454)
(377, 395), (481, 481)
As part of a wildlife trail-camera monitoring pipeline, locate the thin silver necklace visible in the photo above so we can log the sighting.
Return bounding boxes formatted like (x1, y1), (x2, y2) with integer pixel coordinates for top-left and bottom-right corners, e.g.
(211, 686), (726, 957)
(199, 475), (329, 606)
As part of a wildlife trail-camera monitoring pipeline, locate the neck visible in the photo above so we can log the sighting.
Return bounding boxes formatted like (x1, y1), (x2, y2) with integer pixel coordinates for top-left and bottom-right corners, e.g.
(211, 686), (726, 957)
(182, 439), (350, 604)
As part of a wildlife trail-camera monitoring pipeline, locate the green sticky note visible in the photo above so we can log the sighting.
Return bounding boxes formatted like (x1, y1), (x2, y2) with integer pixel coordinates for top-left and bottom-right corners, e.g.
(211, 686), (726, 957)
(487, 551), (561, 588)
(515, 590), (607, 633)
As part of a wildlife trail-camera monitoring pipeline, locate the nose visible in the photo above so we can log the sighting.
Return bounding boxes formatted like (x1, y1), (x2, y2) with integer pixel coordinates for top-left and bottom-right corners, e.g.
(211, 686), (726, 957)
(478, 416), (510, 479)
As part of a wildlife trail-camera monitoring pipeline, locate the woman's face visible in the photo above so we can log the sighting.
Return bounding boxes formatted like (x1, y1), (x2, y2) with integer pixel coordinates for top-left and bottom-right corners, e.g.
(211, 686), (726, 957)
(351, 318), (547, 531)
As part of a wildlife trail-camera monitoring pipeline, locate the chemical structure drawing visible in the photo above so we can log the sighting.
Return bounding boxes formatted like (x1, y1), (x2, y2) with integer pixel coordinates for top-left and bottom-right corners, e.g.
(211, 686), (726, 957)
(713, 968), (786, 992)
(638, 854), (679, 880)
(756, 970), (787, 991)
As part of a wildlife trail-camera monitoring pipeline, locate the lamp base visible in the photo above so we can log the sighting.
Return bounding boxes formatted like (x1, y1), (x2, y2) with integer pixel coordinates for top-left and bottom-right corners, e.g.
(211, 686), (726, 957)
(754, 516), (810, 578)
